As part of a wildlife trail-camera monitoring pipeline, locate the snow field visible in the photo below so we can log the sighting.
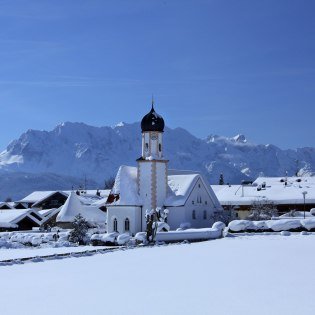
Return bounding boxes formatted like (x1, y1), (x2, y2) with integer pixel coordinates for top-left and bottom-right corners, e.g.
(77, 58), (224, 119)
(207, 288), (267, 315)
(1, 234), (315, 315)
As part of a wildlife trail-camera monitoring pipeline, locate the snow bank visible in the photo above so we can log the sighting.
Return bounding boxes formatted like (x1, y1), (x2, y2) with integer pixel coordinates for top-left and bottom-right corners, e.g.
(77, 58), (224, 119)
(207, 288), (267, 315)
(117, 233), (131, 245)
(300, 218), (315, 231)
(228, 218), (315, 232)
(266, 219), (302, 232)
(228, 220), (254, 232)
(90, 232), (119, 245)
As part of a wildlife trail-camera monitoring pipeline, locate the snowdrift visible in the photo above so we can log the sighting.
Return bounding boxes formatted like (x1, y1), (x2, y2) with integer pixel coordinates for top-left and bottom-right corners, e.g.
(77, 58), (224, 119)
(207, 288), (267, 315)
(228, 218), (315, 233)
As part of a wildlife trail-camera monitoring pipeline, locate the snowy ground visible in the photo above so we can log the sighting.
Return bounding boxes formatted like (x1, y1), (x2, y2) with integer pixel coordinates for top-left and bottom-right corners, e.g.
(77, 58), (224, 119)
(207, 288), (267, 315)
(1, 234), (315, 315)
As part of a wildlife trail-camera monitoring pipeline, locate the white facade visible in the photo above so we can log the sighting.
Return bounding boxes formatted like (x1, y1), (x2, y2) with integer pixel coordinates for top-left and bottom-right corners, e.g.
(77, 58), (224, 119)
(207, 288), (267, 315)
(107, 206), (142, 235)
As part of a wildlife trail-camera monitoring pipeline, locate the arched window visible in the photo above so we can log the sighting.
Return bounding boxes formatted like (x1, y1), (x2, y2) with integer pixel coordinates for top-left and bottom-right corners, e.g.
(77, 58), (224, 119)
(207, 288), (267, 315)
(145, 143), (149, 151)
(203, 210), (207, 220)
(124, 218), (130, 232)
(192, 210), (196, 220)
(159, 143), (162, 152)
(113, 218), (118, 232)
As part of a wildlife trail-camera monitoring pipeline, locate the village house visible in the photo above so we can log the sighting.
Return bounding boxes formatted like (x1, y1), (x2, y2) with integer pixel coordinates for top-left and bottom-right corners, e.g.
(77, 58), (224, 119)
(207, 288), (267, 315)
(212, 176), (315, 219)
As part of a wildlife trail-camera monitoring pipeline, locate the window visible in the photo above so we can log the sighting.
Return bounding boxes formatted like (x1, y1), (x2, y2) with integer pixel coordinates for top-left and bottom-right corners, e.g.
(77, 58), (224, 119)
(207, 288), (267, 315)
(203, 210), (207, 220)
(205, 200), (207, 205)
(159, 143), (162, 152)
(198, 184), (201, 188)
(113, 218), (118, 232)
(192, 210), (196, 220)
(145, 143), (149, 150)
(124, 218), (130, 232)
(192, 200), (194, 205)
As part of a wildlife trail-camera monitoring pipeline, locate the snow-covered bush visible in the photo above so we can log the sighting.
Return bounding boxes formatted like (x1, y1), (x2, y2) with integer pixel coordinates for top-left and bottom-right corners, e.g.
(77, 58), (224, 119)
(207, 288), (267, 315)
(228, 220), (254, 232)
(117, 233), (131, 245)
(300, 218), (315, 231)
(69, 214), (89, 245)
(90, 232), (119, 246)
(266, 219), (301, 232)
(134, 232), (147, 244)
(212, 221), (226, 231)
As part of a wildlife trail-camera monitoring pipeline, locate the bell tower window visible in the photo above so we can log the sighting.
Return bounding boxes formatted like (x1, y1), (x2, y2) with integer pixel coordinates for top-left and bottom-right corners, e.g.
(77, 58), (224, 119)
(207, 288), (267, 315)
(159, 144), (162, 152)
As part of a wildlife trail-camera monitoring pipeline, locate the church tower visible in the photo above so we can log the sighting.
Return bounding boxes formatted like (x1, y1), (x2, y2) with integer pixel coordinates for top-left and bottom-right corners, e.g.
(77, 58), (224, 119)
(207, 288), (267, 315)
(137, 101), (168, 217)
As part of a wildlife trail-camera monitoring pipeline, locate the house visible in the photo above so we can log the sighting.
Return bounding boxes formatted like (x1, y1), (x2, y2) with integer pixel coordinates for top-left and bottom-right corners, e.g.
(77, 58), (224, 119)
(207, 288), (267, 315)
(17, 191), (68, 209)
(106, 103), (223, 235)
(56, 192), (107, 228)
(0, 209), (43, 231)
(17, 189), (111, 210)
(212, 176), (315, 219)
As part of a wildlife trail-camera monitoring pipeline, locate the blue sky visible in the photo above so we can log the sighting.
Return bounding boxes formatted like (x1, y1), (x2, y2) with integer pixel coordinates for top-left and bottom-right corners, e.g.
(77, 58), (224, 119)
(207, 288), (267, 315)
(0, 0), (314, 149)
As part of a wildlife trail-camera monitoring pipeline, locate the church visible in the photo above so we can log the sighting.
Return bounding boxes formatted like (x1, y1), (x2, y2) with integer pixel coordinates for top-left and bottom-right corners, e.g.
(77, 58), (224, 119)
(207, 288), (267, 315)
(106, 102), (223, 235)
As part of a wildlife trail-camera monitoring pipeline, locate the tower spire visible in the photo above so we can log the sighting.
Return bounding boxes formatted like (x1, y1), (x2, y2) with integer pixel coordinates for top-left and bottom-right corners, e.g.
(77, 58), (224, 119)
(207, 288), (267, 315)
(151, 94), (154, 110)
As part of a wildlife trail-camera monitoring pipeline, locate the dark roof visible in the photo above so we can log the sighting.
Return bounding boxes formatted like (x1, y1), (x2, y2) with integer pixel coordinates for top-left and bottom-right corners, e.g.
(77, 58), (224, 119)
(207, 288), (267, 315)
(141, 104), (164, 132)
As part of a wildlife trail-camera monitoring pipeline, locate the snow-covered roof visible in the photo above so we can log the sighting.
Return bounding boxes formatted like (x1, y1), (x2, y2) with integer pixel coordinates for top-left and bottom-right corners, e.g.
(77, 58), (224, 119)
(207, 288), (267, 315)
(38, 207), (60, 220)
(109, 166), (221, 208)
(0, 202), (14, 209)
(111, 165), (142, 206)
(165, 170), (222, 207)
(56, 192), (106, 223)
(0, 209), (42, 227)
(19, 190), (110, 205)
(212, 176), (315, 206)
(91, 197), (109, 207)
(19, 191), (59, 203)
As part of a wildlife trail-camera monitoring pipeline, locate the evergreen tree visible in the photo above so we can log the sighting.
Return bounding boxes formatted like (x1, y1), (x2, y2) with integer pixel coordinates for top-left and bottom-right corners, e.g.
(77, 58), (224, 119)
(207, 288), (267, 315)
(69, 214), (89, 245)
(219, 173), (224, 185)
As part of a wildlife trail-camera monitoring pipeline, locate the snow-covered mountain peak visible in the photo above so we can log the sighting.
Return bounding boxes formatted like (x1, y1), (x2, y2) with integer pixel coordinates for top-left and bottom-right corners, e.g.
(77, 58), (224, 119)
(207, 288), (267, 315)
(0, 121), (314, 197)
(231, 134), (247, 143)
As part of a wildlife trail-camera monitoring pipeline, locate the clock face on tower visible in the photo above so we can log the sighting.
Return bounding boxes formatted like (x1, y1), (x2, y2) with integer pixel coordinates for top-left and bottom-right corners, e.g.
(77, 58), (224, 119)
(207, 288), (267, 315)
(150, 134), (158, 140)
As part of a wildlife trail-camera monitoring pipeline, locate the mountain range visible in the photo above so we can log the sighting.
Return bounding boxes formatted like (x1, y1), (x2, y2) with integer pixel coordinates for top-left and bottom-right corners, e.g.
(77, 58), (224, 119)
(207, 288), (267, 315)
(0, 121), (314, 200)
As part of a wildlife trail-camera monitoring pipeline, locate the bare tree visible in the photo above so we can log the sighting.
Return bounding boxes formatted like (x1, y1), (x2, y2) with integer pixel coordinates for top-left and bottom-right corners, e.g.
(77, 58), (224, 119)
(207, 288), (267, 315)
(247, 199), (278, 221)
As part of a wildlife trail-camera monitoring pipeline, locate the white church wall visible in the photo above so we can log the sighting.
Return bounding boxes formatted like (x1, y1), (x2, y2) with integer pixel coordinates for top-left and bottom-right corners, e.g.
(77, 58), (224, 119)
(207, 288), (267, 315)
(167, 206), (186, 230)
(184, 178), (219, 228)
(107, 206), (142, 236)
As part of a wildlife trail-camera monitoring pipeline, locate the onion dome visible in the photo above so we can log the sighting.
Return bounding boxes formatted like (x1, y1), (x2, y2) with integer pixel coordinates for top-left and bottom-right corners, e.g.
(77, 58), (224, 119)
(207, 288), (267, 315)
(141, 101), (165, 132)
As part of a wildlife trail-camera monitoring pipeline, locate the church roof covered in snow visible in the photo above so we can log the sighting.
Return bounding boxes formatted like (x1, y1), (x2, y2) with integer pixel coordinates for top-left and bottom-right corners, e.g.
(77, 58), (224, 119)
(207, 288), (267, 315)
(56, 192), (106, 223)
(108, 166), (221, 208)
(110, 165), (142, 206)
(165, 170), (222, 207)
